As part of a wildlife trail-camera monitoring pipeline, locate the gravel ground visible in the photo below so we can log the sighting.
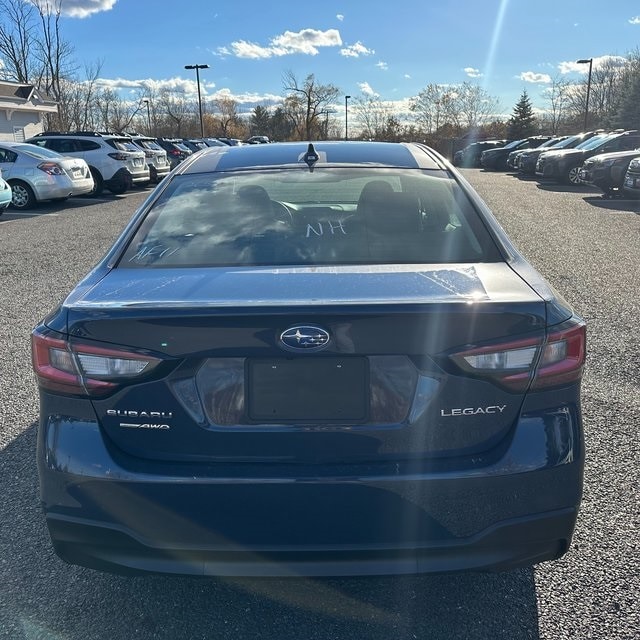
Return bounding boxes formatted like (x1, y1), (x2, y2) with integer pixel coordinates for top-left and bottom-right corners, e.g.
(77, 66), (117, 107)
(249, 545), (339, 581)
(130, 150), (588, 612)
(0, 174), (637, 639)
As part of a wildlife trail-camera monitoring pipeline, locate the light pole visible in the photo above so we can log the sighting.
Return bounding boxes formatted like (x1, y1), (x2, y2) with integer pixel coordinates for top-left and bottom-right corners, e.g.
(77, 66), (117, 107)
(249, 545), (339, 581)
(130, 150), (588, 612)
(344, 95), (351, 141)
(185, 63), (209, 137)
(577, 58), (593, 131)
(142, 98), (151, 135)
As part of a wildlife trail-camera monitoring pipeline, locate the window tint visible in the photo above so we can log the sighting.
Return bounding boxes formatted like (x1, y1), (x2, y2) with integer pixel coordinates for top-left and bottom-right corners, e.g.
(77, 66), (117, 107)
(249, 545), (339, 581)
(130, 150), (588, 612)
(76, 140), (101, 151)
(120, 169), (501, 268)
(0, 148), (18, 163)
(47, 139), (77, 154)
(106, 139), (135, 151)
(137, 140), (162, 151)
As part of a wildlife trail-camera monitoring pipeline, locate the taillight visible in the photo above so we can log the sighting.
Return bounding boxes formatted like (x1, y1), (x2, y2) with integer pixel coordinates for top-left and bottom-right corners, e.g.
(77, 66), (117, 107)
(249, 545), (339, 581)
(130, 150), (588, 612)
(449, 320), (585, 392)
(530, 322), (586, 390)
(37, 162), (65, 175)
(169, 149), (181, 156)
(32, 329), (161, 397)
(108, 152), (130, 161)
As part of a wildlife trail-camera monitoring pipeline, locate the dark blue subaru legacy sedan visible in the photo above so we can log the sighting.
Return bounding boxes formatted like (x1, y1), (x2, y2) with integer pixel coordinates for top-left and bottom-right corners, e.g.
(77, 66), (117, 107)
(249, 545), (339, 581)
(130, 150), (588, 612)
(32, 141), (585, 576)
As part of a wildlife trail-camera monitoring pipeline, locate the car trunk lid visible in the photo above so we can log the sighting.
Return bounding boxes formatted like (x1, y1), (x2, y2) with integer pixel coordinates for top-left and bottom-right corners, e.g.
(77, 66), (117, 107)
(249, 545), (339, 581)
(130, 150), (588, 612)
(62, 263), (547, 463)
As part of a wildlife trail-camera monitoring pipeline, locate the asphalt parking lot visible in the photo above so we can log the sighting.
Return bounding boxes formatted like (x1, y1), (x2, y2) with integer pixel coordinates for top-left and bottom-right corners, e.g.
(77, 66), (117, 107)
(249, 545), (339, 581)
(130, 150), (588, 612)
(0, 173), (638, 639)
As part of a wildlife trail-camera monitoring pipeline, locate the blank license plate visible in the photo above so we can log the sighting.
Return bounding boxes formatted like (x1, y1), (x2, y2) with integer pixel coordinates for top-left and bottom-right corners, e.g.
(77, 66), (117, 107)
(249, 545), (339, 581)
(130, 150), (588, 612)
(248, 357), (369, 422)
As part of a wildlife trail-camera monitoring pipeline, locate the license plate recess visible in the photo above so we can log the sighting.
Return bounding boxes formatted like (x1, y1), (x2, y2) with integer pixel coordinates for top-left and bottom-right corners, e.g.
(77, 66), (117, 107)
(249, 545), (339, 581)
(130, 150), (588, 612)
(248, 357), (369, 423)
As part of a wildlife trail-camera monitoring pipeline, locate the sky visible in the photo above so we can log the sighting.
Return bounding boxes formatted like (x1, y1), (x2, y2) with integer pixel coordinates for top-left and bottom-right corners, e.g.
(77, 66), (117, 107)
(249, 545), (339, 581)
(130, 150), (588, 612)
(22, 0), (640, 121)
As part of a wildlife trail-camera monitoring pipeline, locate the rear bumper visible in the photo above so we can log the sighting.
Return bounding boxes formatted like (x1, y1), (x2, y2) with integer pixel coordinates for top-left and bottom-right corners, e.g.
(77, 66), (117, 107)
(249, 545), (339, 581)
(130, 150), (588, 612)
(47, 508), (577, 577)
(105, 167), (150, 190)
(38, 403), (584, 576)
(148, 163), (170, 182)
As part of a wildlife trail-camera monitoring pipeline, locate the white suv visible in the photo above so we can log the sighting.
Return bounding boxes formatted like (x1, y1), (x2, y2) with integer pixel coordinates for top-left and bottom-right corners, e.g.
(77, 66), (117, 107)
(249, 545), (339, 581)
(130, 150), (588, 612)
(128, 136), (171, 183)
(25, 132), (149, 196)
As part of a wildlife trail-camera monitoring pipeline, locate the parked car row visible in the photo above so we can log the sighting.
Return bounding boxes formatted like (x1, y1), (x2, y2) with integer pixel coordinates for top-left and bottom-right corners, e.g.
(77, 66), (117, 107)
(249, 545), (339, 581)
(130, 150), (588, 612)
(515, 131), (604, 176)
(0, 131), (258, 211)
(478, 128), (640, 198)
(453, 140), (506, 168)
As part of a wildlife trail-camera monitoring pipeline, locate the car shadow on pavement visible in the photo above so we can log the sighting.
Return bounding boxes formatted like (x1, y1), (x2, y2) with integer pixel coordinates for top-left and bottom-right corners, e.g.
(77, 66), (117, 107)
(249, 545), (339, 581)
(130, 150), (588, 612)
(0, 425), (541, 640)
(583, 196), (640, 213)
(535, 183), (601, 194)
(1, 193), (138, 220)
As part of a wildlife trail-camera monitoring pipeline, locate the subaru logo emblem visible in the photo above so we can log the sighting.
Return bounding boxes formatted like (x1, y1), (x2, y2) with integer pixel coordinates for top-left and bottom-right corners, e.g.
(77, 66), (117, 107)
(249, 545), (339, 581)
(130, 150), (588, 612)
(280, 325), (331, 352)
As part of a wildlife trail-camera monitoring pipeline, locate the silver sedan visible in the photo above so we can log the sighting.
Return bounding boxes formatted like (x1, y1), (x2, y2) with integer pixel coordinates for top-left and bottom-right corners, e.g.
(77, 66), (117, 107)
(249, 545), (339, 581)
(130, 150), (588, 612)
(0, 141), (94, 209)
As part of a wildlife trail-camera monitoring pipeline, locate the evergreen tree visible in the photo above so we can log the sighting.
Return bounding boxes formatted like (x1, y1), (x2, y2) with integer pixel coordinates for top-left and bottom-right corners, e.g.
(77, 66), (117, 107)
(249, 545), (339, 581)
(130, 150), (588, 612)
(249, 105), (272, 136)
(507, 90), (537, 139)
(613, 72), (640, 130)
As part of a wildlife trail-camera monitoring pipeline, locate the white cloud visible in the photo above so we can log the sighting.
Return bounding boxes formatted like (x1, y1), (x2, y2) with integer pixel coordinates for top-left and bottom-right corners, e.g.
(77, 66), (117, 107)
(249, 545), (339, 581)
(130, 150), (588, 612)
(95, 76), (215, 97)
(629, 16), (640, 24)
(376, 61), (388, 71)
(519, 71), (552, 84)
(35, 0), (117, 18)
(336, 14), (344, 21)
(340, 41), (374, 58)
(228, 28), (342, 59)
(93, 77), (282, 108)
(464, 67), (483, 78)
(358, 82), (377, 97)
(209, 88), (283, 106)
(404, 74), (411, 79)
(229, 41), (278, 59)
(558, 55), (627, 74)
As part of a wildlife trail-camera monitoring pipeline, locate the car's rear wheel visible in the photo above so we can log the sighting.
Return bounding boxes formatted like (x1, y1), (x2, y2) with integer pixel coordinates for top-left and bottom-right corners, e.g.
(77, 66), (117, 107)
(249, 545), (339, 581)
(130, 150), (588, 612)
(108, 182), (128, 195)
(9, 180), (36, 210)
(89, 169), (104, 196)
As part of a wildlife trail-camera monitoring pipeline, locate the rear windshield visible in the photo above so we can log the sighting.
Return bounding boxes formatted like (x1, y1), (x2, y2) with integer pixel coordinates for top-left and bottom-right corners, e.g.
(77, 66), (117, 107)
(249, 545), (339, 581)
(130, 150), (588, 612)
(14, 144), (62, 159)
(119, 169), (502, 268)
(136, 139), (163, 151)
(106, 139), (139, 152)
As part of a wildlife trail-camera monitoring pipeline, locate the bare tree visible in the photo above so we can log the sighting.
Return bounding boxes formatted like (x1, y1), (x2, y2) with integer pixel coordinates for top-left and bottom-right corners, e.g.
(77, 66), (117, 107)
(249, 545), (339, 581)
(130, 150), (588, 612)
(353, 95), (392, 139)
(411, 82), (497, 135)
(53, 60), (103, 130)
(453, 82), (500, 132)
(93, 87), (145, 132)
(565, 57), (627, 128)
(541, 77), (572, 134)
(210, 96), (241, 137)
(158, 89), (190, 137)
(282, 71), (340, 140)
(32, 0), (75, 103)
(0, 0), (38, 83)
(410, 84), (456, 133)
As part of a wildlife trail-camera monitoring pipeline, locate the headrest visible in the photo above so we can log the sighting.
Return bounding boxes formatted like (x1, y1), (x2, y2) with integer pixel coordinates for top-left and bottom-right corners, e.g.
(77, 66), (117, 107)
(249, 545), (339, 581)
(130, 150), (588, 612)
(364, 191), (422, 233)
(356, 180), (394, 212)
